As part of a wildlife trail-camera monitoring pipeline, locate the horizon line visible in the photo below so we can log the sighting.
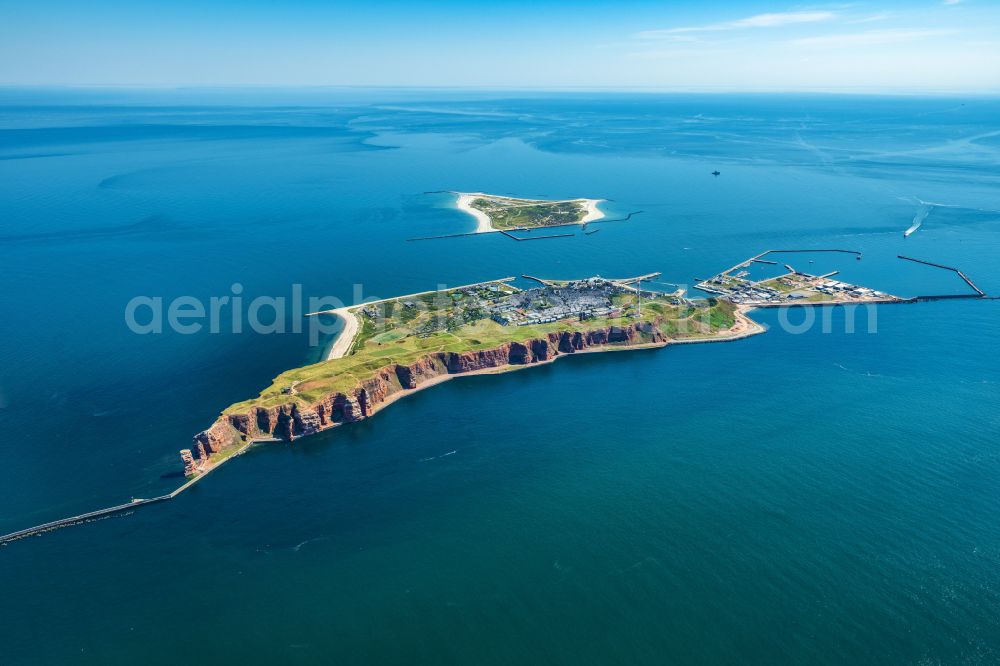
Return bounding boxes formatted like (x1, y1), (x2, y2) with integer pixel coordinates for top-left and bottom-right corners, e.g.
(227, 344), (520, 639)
(2, 84), (999, 97)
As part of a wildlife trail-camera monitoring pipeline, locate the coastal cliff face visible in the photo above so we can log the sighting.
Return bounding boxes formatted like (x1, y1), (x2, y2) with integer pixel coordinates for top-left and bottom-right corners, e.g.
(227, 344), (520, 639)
(182, 322), (665, 473)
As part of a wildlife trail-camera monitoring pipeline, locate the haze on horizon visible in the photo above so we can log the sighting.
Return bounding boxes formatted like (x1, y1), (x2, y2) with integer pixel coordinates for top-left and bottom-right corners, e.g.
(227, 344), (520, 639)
(0, 0), (998, 93)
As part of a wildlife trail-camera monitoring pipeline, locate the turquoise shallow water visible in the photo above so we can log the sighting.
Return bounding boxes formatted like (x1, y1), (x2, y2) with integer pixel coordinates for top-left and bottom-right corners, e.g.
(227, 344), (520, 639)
(1, 92), (999, 664)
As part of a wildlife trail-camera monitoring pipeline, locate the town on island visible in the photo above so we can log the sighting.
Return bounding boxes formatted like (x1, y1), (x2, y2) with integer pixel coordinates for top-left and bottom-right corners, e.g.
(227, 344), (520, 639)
(185, 244), (936, 478)
(0, 192), (988, 545)
(167, 182), (990, 481)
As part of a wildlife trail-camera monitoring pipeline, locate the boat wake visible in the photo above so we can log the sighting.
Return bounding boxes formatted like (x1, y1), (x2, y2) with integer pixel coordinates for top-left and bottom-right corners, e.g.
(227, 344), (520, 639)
(292, 536), (331, 552)
(905, 204), (932, 237)
(834, 362), (883, 378)
(420, 450), (457, 462)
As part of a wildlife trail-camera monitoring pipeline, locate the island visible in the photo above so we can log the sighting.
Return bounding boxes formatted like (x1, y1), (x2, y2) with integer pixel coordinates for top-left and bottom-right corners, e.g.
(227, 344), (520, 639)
(5, 250), (985, 545)
(456, 192), (605, 232)
(182, 274), (759, 475)
(181, 247), (993, 479)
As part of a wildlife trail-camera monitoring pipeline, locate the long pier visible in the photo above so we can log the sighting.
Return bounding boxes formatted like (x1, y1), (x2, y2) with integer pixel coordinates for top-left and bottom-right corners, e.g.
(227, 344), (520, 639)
(406, 228), (576, 242)
(713, 248), (863, 281)
(407, 230), (498, 241)
(909, 294), (986, 302)
(0, 432), (272, 546)
(609, 272), (662, 286)
(768, 249), (863, 256)
(520, 272), (662, 288)
(0, 496), (171, 545)
(305, 277), (519, 316)
(586, 210), (643, 225)
(499, 229), (575, 241)
(898, 255), (986, 296)
(406, 209), (642, 242)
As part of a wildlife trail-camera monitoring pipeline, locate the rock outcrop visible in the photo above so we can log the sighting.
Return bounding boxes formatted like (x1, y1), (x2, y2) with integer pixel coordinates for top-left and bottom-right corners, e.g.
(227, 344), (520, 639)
(179, 449), (196, 476)
(186, 322), (666, 472)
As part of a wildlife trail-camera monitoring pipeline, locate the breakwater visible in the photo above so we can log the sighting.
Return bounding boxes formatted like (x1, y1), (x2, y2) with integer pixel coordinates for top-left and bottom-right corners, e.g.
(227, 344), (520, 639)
(898, 255), (986, 296)
(0, 496), (170, 545)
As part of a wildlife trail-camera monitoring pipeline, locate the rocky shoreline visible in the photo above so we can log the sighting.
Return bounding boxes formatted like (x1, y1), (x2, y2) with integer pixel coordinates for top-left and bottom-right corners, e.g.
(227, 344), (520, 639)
(183, 321), (672, 475)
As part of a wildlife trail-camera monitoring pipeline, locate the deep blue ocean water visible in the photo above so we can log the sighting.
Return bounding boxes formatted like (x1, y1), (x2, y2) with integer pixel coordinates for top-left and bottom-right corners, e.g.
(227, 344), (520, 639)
(1, 91), (999, 664)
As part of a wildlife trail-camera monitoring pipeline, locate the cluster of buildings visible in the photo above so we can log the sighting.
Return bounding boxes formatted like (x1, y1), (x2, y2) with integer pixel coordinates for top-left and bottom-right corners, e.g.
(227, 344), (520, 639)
(700, 272), (890, 306)
(357, 277), (657, 338)
(813, 279), (885, 299)
(360, 284), (509, 324)
(489, 278), (626, 326)
(715, 280), (783, 305)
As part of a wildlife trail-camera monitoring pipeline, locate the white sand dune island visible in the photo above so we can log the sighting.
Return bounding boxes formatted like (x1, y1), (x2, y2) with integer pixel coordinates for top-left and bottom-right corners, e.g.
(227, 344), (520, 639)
(455, 192), (605, 233)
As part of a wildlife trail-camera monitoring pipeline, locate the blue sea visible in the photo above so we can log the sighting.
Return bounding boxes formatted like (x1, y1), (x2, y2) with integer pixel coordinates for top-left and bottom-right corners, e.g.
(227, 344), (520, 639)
(1, 90), (999, 664)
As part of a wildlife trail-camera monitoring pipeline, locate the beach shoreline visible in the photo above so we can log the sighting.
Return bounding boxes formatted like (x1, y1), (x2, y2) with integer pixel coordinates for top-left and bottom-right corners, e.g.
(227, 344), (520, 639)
(324, 308), (360, 360)
(454, 192), (605, 232)
(455, 192), (494, 233)
(580, 198), (606, 223)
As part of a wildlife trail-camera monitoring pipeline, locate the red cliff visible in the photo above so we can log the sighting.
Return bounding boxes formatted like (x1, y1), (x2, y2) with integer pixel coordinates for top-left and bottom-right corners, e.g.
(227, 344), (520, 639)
(185, 322), (667, 472)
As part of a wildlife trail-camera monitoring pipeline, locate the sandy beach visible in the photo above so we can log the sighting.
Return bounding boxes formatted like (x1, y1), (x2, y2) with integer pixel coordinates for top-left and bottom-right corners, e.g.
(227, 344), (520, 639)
(455, 192), (494, 233)
(324, 307), (360, 360)
(455, 192), (605, 232)
(580, 198), (606, 223)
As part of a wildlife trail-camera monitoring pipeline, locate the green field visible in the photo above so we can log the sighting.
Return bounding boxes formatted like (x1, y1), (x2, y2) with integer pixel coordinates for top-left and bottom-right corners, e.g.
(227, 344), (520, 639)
(224, 290), (739, 415)
(469, 196), (591, 230)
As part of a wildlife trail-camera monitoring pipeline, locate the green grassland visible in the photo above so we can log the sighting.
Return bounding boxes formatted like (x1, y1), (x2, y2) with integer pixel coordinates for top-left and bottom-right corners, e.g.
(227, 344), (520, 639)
(223, 290), (739, 416)
(470, 197), (588, 230)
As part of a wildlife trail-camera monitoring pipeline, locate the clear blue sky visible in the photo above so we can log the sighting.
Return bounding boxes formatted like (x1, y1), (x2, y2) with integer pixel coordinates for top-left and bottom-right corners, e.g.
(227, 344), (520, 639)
(0, 0), (997, 92)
